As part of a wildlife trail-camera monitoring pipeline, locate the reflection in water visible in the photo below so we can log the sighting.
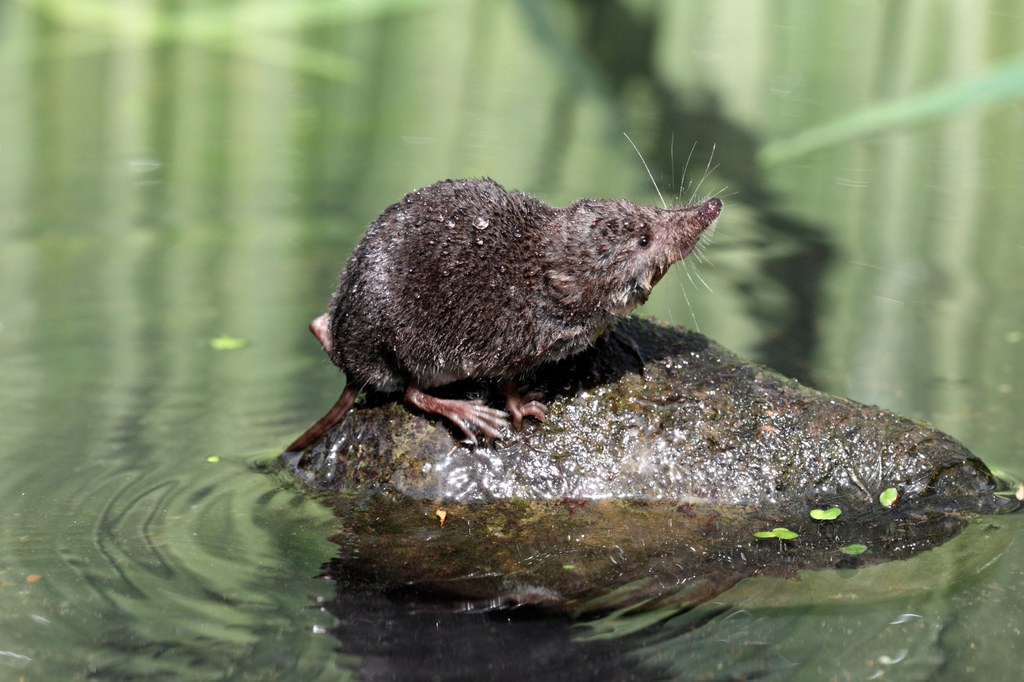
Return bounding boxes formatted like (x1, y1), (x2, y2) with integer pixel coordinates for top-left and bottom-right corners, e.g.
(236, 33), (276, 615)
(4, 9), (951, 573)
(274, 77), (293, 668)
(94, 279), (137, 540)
(320, 516), (1016, 681)
(324, 583), (650, 682)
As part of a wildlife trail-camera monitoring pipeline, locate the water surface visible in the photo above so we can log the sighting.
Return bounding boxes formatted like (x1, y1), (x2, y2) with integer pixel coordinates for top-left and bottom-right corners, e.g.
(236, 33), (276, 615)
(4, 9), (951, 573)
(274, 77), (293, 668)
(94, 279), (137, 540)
(1, 1), (1022, 679)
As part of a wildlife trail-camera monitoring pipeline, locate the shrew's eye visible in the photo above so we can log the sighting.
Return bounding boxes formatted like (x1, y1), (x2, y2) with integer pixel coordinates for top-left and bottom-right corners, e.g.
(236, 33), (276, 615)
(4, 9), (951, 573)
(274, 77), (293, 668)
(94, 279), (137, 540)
(638, 234), (651, 247)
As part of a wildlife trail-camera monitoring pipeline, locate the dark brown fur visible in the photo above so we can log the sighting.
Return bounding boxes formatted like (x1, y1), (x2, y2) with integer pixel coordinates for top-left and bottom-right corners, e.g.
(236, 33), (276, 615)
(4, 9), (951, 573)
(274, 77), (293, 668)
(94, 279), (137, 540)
(287, 178), (721, 450)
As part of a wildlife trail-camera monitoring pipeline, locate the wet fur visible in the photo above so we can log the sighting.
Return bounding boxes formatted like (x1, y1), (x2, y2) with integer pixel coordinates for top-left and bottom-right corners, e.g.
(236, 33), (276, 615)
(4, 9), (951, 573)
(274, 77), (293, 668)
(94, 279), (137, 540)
(330, 179), (717, 391)
(288, 177), (720, 449)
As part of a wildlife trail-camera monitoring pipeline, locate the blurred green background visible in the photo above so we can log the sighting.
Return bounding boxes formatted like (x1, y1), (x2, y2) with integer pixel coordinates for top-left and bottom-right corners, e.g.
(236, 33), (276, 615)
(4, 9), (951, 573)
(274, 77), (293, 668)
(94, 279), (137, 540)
(1, 0), (1022, 679)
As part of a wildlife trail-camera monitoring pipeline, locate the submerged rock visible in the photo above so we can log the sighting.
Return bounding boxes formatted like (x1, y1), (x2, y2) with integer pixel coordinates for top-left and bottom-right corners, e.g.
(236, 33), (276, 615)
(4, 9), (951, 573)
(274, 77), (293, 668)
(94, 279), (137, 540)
(285, 318), (1013, 611)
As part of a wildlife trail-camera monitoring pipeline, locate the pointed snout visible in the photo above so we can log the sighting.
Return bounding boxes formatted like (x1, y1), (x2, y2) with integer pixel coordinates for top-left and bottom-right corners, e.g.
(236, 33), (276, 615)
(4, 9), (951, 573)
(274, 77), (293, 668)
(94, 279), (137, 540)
(664, 197), (722, 260)
(697, 197), (722, 225)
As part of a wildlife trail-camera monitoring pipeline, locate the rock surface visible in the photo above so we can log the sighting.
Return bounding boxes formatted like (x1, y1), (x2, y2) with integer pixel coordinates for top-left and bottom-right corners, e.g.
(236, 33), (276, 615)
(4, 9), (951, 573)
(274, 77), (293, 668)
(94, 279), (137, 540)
(288, 317), (1000, 510)
(285, 318), (1012, 611)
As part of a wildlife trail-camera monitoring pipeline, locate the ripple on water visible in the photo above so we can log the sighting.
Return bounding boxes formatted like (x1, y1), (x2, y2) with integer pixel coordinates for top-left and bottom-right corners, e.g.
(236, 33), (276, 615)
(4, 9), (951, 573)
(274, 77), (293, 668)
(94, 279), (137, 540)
(0, 453), (339, 679)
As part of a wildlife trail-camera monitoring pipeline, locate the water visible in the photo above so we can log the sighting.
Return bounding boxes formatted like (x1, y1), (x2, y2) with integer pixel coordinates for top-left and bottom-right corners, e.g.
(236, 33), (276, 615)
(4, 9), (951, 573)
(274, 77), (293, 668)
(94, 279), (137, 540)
(2, 0), (1023, 679)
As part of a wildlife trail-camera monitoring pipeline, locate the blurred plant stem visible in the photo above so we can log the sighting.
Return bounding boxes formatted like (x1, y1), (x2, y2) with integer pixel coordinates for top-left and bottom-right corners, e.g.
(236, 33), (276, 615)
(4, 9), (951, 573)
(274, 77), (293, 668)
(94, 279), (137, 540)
(760, 54), (1024, 165)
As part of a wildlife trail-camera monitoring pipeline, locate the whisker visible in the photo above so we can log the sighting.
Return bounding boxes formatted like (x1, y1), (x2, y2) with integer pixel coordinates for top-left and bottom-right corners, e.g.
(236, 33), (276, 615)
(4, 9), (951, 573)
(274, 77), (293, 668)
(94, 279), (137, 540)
(692, 240), (712, 265)
(688, 144), (718, 204)
(680, 258), (699, 290)
(624, 132), (666, 209)
(709, 185), (735, 200)
(678, 264), (701, 332)
(689, 166), (719, 204)
(670, 131), (676, 201)
(679, 140), (698, 204)
(703, 142), (717, 181)
(691, 265), (713, 292)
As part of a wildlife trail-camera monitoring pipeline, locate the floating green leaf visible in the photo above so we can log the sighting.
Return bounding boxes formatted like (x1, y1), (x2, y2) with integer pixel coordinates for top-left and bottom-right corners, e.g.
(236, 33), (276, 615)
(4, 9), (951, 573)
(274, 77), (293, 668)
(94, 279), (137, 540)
(209, 335), (248, 350)
(841, 543), (868, 555)
(879, 487), (899, 508)
(809, 506), (842, 521)
(754, 527), (799, 540)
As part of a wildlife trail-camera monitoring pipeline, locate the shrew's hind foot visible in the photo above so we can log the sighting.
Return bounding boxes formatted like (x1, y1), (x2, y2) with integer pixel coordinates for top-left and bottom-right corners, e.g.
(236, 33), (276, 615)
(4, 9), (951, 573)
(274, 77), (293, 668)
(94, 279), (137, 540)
(404, 385), (509, 445)
(501, 383), (548, 429)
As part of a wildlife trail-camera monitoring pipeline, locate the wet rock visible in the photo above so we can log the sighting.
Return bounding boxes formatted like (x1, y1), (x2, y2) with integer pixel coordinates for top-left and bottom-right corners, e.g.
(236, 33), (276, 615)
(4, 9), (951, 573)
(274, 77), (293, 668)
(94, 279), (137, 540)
(285, 318), (1013, 611)
(288, 317), (1000, 509)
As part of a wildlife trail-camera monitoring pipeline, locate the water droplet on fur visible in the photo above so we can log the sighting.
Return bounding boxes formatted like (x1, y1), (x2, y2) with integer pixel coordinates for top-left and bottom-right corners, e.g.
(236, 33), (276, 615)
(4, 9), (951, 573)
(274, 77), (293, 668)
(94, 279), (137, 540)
(474, 215), (489, 230)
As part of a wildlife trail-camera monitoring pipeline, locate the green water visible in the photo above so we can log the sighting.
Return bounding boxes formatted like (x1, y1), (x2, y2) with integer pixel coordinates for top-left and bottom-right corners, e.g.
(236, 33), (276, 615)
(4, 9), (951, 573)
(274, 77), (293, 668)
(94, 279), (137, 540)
(1, 1), (1022, 679)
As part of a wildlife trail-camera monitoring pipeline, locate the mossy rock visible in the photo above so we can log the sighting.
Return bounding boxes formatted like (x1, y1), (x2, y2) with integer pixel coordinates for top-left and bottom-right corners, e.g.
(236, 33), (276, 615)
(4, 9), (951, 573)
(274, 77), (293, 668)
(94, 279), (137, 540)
(285, 318), (1014, 611)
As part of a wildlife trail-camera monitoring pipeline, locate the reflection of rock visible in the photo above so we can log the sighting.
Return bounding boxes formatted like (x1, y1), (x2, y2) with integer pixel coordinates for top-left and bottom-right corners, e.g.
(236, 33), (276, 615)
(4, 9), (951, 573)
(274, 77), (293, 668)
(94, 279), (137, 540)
(285, 318), (1013, 611)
